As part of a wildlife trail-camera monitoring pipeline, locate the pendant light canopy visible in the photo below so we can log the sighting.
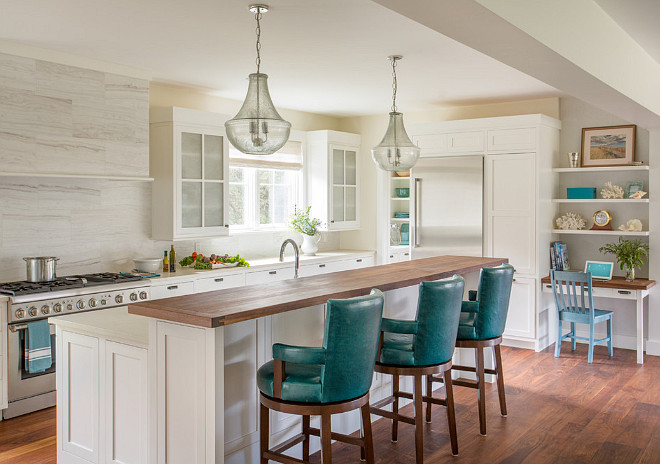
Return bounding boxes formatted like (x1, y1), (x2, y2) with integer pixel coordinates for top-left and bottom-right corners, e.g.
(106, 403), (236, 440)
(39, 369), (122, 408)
(371, 56), (420, 171)
(225, 4), (291, 155)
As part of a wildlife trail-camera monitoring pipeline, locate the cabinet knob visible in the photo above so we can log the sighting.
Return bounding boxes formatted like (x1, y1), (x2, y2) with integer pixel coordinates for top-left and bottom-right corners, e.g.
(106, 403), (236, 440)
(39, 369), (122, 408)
(330, 220), (335, 223)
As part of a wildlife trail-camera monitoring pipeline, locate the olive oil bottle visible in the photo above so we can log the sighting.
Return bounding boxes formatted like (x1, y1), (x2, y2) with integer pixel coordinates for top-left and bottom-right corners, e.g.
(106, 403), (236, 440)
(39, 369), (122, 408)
(169, 244), (176, 272)
(162, 250), (169, 273)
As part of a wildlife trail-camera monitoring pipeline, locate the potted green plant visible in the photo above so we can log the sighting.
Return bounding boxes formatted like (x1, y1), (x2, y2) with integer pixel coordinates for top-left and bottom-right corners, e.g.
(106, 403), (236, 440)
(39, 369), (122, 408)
(599, 237), (649, 281)
(290, 206), (322, 255)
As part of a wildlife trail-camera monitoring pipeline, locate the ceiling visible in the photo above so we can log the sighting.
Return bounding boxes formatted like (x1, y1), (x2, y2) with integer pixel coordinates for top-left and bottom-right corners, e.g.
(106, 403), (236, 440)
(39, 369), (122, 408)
(0, 0), (562, 117)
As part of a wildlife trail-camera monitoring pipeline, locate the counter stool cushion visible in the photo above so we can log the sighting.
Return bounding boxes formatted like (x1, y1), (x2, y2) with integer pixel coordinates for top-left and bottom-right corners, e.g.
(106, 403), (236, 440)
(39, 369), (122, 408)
(380, 333), (415, 366)
(257, 362), (323, 403)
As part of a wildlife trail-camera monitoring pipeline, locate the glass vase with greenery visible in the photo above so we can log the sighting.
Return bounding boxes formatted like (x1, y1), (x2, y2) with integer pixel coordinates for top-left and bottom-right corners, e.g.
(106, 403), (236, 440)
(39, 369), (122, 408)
(290, 206), (322, 236)
(599, 237), (649, 281)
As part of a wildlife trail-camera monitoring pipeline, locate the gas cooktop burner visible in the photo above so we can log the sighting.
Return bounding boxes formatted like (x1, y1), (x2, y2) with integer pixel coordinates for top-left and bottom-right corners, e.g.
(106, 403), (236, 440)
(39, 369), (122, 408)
(0, 272), (144, 297)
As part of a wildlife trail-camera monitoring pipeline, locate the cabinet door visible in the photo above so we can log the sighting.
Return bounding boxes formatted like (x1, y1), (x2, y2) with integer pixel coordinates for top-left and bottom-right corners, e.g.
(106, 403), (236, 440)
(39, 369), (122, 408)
(177, 125), (229, 238)
(104, 342), (148, 464)
(487, 128), (536, 153)
(329, 145), (359, 230)
(413, 134), (447, 157)
(485, 153), (536, 275)
(61, 331), (100, 463)
(503, 277), (536, 339)
(447, 131), (484, 153)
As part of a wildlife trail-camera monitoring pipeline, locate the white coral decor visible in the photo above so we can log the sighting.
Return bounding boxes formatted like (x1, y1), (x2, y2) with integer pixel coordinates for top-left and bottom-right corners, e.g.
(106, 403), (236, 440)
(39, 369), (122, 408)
(556, 212), (586, 230)
(601, 181), (625, 199)
(618, 219), (643, 232)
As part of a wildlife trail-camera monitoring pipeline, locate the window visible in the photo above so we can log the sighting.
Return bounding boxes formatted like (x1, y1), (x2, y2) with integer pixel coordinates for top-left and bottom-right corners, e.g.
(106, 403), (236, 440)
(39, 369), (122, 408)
(228, 140), (303, 231)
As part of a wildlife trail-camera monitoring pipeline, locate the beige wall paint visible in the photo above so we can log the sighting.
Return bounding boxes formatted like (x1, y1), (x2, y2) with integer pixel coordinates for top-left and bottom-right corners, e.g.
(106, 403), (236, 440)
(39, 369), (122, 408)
(150, 82), (343, 131)
(337, 97), (560, 251)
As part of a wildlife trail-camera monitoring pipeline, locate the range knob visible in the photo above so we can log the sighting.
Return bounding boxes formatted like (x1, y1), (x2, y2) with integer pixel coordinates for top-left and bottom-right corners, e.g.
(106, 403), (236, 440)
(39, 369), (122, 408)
(53, 303), (63, 313)
(139, 291), (148, 300)
(130, 292), (138, 302)
(76, 300), (86, 310)
(101, 299), (107, 306)
(66, 303), (74, 311)
(15, 309), (25, 319)
(88, 298), (97, 308)
(28, 306), (37, 317)
(115, 295), (124, 304)
(41, 305), (50, 315)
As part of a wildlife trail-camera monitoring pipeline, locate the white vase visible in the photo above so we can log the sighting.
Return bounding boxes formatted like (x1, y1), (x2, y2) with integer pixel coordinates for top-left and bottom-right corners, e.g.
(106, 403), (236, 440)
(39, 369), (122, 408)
(301, 233), (321, 255)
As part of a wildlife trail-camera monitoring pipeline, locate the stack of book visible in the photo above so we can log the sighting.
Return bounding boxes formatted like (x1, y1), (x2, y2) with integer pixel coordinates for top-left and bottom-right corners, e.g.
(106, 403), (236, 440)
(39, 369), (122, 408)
(550, 241), (570, 271)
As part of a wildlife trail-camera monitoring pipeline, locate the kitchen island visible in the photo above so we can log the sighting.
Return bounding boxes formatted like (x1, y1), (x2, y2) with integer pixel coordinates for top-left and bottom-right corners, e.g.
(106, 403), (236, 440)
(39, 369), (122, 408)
(52, 255), (507, 464)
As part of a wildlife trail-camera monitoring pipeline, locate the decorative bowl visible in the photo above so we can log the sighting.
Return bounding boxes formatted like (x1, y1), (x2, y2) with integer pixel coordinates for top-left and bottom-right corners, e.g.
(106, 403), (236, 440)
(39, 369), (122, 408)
(395, 188), (410, 198)
(133, 258), (162, 273)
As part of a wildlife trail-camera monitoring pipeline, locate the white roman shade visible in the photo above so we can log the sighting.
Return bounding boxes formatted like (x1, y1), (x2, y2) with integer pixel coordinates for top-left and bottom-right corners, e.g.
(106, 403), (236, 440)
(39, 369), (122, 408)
(229, 140), (303, 170)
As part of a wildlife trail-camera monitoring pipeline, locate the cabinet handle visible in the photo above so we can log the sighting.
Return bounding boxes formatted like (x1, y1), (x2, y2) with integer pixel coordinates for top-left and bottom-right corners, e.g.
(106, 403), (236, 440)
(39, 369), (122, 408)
(167, 285), (178, 290)
(319, 264), (326, 268)
(224, 225), (229, 228)
(269, 271), (277, 275)
(356, 259), (362, 263)
(618, 290), (632, 295)
(330, 220), (335, 223)
(546, 285), (552, 289)
(513, 278), (517, 282)
(404, 252), (409, 256)
(214, 278), (224, 282)
(389, 255), (394, 258)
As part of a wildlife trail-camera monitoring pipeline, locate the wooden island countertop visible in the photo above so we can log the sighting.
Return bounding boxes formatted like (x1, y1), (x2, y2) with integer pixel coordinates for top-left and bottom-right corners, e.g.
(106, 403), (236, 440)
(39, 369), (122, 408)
(128, 255), (507, 328)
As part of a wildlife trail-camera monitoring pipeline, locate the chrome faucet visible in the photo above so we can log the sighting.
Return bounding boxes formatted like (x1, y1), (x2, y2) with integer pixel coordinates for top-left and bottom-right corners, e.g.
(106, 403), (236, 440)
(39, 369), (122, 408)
(279, 239), (300, 279)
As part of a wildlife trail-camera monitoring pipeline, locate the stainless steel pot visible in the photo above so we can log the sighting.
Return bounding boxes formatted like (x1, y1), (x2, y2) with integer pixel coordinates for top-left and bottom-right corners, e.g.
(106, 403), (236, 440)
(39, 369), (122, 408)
(23, 257), (59, 282)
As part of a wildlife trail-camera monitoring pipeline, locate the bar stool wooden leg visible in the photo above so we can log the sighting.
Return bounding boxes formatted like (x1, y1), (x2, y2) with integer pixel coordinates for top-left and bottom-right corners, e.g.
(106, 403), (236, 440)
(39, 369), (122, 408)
(475, 346), (487, 436)
(321, 412), (332, 464)
(302, 415), (310, 461)
(426, 374), (433, 423)
(392, 374), (399, 442)
(361, 402), (375, 464)
(444, 370), (458, 456)
(260, 403), (269, 464)
(493, 344), (507, 417)
(413, 374), (424, 464)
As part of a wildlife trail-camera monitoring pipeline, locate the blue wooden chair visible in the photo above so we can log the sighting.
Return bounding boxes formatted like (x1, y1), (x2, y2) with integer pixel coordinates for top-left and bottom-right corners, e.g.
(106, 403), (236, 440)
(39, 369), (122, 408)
(256, 289), (384, 464)
(550, 270), (613, 363)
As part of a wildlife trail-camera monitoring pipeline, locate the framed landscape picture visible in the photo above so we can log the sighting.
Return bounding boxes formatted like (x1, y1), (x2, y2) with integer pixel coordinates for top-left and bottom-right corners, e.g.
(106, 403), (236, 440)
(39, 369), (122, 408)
(581, 125), (636, 167)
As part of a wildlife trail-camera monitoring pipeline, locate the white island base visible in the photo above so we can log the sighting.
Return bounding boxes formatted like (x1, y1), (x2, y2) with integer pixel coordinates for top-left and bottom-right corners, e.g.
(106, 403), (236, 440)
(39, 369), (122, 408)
(51, 273), (484, 464)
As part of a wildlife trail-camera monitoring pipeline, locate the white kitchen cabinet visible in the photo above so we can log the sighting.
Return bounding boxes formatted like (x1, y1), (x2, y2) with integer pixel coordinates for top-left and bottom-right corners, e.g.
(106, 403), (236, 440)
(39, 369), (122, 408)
(245, 267), (294, 285)
(487, 127), (536, 153)
(194, 272), (245, 293)
(503, 276), (536, 339)
(150, 280), (195, 300)
(485, 153), (536, 275)
(387, 250), (411, 263)
(447, 130), (485, 154)
(150, 107), (230, 240)
(307, 130), (361, 231)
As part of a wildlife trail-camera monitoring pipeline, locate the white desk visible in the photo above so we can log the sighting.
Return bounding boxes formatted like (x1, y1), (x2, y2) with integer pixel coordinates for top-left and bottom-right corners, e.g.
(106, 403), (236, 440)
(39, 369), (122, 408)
(542, 276), (655, 364)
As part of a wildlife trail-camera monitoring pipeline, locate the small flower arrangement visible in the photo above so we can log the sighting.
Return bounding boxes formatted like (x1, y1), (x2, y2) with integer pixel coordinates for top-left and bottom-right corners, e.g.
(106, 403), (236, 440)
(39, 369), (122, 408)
(599, 237), (649, 281)
(290, 206), (322, 236)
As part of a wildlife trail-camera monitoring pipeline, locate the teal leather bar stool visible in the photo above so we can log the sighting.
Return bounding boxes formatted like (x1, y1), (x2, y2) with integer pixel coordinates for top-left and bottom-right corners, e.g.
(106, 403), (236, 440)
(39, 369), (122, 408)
(370, 275), (465, 462)
(551, 270), (613, 363)
(256, 289), (384, 464)
(445, 264), (514, 437)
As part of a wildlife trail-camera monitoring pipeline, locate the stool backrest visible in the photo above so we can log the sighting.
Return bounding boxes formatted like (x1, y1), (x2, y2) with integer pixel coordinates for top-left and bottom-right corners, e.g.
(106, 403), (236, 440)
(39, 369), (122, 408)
(550, 270), (595, 318)
(413, 275), (465, 365)
(475, 264), (515, 339)
(321, 289), (384, 403)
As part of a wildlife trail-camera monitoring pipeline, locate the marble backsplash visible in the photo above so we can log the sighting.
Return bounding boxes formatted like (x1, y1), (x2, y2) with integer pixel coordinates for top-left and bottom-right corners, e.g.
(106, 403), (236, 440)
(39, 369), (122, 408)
(0, 177), (339, 282)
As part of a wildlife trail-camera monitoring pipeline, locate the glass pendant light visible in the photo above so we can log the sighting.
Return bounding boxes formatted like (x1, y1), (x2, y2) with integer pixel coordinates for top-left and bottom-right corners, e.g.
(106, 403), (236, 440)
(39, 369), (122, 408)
(225, 4), (291, 155)
(371, 55), (420, 171)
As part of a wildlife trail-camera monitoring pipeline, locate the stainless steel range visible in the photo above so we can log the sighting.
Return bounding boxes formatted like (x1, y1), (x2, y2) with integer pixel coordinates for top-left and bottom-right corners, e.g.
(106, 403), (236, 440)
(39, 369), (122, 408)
(1, 272), (151, 419)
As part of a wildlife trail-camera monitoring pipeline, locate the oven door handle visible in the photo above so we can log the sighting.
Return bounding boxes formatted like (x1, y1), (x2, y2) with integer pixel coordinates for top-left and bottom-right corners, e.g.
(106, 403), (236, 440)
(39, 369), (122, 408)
(9, 324), (29, 332)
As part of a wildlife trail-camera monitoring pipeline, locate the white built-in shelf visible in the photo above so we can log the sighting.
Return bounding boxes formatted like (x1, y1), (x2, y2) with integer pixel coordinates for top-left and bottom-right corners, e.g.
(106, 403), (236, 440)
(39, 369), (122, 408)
(553, 229), (649, 236)
(391, 197), (410, 201)
(389, 245), (411, 251)
(552, 198), (649, 204)
(391, 218), (410, 222)
(391, 176), (411, 180)
(0, 172), (154, 181)
(553, 166), (649, 173)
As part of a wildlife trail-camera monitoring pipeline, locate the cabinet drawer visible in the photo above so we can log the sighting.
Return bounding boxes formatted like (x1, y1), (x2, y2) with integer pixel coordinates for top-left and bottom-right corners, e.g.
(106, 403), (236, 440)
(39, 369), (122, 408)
(413, 134), (447, 157)
(388, 251), (411, 263)
(487, 128), (536, 153)
(447, 131), (484, 153)
(542, 283), (616, 299)
(246, 267), (294, 285)
(194, 273), (245, 293)
(150, 281), (195, 299)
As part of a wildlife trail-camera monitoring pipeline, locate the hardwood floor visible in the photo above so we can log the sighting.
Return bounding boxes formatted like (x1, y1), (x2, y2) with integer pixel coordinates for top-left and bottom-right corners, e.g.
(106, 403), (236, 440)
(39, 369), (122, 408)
(1, 345), (659, 463)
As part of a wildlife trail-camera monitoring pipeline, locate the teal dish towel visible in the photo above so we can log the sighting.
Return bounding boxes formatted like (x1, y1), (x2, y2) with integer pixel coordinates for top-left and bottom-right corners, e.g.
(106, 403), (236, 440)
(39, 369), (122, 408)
(24, 320), (52, 373)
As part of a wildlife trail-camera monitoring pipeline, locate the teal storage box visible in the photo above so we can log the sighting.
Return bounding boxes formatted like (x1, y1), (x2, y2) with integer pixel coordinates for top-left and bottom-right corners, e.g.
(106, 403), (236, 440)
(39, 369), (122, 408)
(567, 187), (596, 199)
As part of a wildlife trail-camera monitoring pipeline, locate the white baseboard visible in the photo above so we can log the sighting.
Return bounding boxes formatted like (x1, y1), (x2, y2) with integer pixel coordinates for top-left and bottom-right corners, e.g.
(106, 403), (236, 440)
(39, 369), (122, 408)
(644, 340), (660, 356)
(502, 337), (536, 350)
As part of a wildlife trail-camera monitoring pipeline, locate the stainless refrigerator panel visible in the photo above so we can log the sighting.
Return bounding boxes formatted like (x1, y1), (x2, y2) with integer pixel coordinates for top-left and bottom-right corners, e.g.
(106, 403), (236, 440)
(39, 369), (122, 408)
(411, 156), (483, 259)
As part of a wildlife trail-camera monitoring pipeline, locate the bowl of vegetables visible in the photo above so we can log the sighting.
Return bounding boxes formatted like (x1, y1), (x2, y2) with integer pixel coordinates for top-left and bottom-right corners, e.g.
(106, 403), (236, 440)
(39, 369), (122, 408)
(179, 252), (249, 270)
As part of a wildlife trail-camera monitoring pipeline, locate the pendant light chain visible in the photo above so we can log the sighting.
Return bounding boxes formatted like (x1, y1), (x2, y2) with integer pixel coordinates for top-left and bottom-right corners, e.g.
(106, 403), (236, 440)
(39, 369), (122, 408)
(255, 7), (262, 74)
(391, 56), (398, 113)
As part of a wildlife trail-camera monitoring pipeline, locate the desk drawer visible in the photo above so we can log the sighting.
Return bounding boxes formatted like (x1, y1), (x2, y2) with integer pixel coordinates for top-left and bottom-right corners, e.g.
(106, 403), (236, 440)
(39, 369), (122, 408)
(542, 284), (629, 299)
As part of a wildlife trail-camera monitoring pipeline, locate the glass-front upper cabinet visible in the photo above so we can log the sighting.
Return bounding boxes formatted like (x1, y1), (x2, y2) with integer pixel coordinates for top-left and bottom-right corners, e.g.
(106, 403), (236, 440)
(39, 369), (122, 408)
(307, 130), (361, 231)
(150, 108), (230, 240)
